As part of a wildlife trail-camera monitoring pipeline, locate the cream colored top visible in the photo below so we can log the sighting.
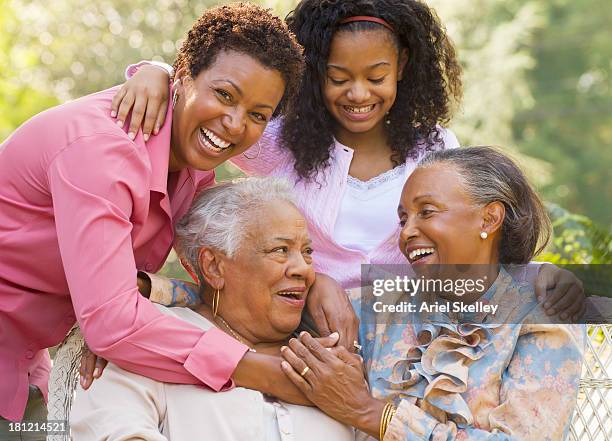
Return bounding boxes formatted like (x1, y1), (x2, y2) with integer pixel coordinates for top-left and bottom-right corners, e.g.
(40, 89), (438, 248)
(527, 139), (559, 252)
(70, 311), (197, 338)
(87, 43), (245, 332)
(70, 306), (355, 441)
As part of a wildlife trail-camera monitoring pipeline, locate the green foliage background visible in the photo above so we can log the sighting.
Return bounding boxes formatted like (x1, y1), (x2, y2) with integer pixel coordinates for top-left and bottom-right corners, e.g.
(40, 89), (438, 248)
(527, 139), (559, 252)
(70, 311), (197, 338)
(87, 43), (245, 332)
(1, 0), (610, 271)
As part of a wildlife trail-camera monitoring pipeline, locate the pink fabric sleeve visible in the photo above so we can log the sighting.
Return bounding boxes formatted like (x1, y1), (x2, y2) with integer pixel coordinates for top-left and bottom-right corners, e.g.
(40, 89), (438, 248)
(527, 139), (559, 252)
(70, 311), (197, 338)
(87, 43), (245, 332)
(228, 118), (290, 176)
(47, 134), (248, 391)
(28, 350), (52, 403)
(125, 60), (174, 80)
(441, 127), (460, 149)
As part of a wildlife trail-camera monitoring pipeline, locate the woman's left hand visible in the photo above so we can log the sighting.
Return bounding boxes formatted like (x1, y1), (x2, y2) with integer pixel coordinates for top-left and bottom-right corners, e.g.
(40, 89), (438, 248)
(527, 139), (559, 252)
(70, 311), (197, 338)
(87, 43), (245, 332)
(280, 332), (382, 433)
(111, 65), (170, 141)
(79, 343), (108, 389)
(306, 273), (359, 350)
(536, 264), (586, 321)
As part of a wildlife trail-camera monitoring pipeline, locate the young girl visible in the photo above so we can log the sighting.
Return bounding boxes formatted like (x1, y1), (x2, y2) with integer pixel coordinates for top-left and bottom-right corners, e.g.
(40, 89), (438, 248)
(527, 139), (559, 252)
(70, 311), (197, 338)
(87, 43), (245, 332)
(116, 0), (584, 319)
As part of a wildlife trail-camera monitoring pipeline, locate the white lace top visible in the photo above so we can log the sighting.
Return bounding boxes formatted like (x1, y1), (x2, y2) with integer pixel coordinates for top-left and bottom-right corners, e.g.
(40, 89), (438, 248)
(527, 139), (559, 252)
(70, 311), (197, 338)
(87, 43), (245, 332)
(333, 164), (407, 253)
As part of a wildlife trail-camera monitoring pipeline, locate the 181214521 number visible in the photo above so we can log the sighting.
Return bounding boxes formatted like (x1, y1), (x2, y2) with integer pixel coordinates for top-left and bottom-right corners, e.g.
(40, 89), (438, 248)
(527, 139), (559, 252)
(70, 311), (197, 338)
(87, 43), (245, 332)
(8, 420), (68, 434)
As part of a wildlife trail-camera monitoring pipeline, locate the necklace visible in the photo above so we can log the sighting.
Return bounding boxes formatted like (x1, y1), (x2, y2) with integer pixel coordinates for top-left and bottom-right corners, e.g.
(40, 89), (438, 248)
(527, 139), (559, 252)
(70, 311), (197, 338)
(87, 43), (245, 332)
(216, 315), (256, 352)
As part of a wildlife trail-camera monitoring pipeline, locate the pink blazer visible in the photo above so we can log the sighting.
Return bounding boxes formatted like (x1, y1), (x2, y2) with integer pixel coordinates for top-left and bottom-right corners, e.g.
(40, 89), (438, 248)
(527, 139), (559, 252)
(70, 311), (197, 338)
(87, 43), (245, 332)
(0, 87), (247, 421)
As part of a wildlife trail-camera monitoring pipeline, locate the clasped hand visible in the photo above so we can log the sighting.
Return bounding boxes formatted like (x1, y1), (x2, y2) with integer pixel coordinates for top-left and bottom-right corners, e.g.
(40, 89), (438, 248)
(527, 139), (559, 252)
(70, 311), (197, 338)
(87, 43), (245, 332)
(280, 332), (374, 429)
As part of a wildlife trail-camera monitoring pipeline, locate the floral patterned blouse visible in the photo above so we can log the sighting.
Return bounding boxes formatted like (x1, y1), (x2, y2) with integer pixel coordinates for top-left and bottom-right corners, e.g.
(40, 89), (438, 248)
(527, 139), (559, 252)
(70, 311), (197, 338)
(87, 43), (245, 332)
(351, 268), (585, 441)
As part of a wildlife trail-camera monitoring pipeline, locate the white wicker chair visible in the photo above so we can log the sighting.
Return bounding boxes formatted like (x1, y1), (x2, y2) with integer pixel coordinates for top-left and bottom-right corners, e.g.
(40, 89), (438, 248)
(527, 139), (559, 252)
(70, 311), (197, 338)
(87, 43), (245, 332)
(47, 325), (83, 441)
(569, 323), (612, 441)
(48, 312), (611, 441)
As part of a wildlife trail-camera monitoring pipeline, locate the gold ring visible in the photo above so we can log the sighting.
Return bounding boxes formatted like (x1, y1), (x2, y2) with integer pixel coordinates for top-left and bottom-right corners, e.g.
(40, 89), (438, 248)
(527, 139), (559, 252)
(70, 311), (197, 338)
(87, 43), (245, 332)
(299, 366), (310, 377)
(353, 341), (362, 351)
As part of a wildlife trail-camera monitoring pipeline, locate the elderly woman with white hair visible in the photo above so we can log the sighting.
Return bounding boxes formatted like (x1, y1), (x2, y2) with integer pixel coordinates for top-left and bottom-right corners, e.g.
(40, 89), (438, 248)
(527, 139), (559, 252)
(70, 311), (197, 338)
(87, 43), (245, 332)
(69, 177), (354, 441)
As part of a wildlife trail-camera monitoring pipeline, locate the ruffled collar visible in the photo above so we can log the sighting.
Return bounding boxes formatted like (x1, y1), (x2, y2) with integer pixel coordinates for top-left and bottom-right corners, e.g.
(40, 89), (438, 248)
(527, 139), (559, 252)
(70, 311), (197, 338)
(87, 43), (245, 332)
(374, 268), (523, 427)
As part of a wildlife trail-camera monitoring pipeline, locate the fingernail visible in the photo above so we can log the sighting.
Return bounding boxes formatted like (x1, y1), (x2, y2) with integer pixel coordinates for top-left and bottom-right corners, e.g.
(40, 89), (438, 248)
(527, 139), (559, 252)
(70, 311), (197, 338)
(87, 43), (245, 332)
(110, 110), (117, 118)
(154, 126), (159, 135)
(128, 132), (135, 140)
(116, 120), (123, 128)
(143, 134), (149, 142)
(326, 347), (332, 351)
(80, 376), (86, 388)
(280, 346), (287, 352)
(299, 331), (308, 337)
(281, 361), (290, 370)
(544, 302), (551, 308)
(330, 332), (339, 339)
(93, 368), (100, 378)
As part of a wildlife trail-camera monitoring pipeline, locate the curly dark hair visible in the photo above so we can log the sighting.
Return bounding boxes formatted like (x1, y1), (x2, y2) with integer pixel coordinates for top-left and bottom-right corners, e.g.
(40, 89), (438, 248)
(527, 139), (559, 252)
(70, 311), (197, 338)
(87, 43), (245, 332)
(173, 2), (304, 117)
(283, 0), (462, 179)
(419, 147), (552, 264)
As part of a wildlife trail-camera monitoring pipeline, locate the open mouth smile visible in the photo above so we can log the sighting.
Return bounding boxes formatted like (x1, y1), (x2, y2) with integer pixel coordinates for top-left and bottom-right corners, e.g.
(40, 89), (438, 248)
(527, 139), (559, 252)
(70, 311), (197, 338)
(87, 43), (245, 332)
(407, 247), (436, 264)
(344, 104), (375, 113)
(198, 127), (234, 153)
(276, 288), (306, 307)
(341, 104), (377, 121)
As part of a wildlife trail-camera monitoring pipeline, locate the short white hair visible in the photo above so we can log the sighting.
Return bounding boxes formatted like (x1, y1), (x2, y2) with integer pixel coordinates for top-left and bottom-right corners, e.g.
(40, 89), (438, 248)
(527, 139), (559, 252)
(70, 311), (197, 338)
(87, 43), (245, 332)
(174, 177), (296, 281)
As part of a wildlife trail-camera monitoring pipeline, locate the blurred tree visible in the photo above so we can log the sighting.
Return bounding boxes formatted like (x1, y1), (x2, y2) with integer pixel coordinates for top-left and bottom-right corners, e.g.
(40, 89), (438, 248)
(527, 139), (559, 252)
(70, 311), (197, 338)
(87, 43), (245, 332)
(5, 0), (217, 100)
(540, 203), (612, 264)
(513, 0), (612, 226)
(431, 0), (610, 227)
(0, 0), (59, 140)
(431, 0), (543, 147)
(537, 203), (612, 298)
(431, 0), (560, 191)
(2, 0), (298, 103)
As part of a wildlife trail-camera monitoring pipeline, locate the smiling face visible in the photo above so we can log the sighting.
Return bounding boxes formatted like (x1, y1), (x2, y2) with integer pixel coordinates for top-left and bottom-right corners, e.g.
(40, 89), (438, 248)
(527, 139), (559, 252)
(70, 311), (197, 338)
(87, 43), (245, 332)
(398, 164), (500, 266)
(218, 200), (315, 342)
(170, 50), (285, 172)
(323, 29), (407, 141)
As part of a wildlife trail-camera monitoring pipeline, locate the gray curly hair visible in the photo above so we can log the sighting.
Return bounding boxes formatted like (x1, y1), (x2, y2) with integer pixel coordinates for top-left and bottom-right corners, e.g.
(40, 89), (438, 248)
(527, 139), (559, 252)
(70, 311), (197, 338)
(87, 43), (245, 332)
(174, 176), (296, 282)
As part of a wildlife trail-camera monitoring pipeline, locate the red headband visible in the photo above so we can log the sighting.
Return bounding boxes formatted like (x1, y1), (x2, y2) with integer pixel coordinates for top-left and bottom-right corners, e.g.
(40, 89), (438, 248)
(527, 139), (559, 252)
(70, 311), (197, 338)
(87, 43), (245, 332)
(339, 16), (394, 33)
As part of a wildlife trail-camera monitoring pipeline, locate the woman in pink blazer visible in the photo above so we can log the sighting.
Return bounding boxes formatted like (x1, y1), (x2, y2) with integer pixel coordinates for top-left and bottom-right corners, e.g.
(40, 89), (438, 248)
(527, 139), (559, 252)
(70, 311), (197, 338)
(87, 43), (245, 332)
(0, 3), (326, 429)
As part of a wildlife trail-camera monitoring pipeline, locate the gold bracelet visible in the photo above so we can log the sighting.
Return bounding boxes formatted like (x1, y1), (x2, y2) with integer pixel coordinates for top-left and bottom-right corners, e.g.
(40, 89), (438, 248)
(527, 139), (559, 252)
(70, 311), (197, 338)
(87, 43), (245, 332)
(379, 403), (389, 441)
(387, 405), (397, 433)
(385, 404), (396, 438)
(379, 402), (396, 440)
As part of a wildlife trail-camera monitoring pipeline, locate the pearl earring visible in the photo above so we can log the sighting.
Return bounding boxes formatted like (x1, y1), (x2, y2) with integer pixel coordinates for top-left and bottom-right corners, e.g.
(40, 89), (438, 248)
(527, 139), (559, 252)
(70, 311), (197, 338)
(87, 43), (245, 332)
(385, 112), (391, 125)
(480, 231), (488, 239)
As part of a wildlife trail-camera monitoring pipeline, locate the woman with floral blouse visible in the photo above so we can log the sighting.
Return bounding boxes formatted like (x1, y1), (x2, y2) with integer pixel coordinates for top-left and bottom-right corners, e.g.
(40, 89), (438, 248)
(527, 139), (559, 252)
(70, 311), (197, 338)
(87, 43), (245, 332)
(281, 146), (584, 440)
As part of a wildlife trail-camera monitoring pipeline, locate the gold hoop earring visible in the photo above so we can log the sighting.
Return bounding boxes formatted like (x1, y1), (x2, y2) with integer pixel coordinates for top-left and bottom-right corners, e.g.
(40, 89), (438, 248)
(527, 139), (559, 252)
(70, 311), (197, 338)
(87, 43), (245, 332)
(242, 141), (262, 160)
(172, 89), (179, 109)
(212, 289), (220, 317)
(172, 79), (181, 109)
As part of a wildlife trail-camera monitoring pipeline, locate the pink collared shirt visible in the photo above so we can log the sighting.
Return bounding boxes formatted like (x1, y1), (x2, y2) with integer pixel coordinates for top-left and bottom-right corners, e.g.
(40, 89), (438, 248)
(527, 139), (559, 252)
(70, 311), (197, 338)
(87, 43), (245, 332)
(0, 87), (248, 422)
